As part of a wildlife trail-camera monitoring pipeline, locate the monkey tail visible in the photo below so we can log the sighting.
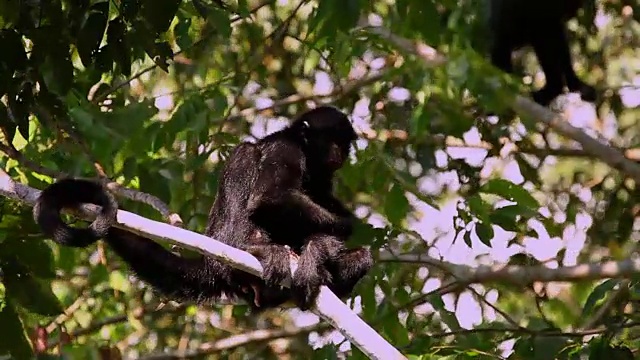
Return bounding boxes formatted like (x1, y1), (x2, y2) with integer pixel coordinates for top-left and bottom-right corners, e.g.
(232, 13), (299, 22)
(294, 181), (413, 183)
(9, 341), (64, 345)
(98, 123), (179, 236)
(33, 178), (118, 247)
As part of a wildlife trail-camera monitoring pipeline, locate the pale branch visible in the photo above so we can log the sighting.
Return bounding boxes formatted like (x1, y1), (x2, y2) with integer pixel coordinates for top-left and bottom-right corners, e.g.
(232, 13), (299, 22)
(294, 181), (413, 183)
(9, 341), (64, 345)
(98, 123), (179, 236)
(358, 21), (640, 183)
(139, 323), (330, 360)
(0, 170), (406, 360)
(381, 252), (640, 286)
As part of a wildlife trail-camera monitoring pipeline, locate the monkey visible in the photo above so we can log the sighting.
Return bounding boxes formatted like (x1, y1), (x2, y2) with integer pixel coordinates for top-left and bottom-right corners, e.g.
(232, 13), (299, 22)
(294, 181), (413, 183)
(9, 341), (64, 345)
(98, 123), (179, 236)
(488, 0), (597, 106)
(34, 106), (373, 311)
(245, 106), (374, 309)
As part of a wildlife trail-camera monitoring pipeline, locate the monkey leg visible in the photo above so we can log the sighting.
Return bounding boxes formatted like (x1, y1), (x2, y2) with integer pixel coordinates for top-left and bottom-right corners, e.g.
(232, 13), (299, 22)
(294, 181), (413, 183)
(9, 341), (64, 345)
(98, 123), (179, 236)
(556, 31), (597, 102)
(531, 23), (572, 106)
(490, 40), (515, 74)
(290, 235), (339, 310)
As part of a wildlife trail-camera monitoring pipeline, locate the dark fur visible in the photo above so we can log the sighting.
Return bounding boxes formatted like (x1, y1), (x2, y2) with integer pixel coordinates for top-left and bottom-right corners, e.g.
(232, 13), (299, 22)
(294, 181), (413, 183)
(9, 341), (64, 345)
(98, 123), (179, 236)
(246, 107), (373, 309)
(488, 0), (597, 106)
(33, 106), (373, 311)
(33, 179), (118, 247)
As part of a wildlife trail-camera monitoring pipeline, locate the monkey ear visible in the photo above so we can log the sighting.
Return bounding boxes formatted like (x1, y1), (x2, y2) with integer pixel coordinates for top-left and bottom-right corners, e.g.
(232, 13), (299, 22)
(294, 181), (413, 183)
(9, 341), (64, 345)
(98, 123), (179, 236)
(299, 120), (310, 145)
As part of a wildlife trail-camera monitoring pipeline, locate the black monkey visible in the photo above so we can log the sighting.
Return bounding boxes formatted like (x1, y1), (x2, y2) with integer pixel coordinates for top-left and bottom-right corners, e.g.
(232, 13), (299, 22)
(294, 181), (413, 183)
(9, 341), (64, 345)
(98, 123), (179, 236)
(488, 0), (597, 106)
(34, 106), (372, 311)
(246, 106), (374, 309)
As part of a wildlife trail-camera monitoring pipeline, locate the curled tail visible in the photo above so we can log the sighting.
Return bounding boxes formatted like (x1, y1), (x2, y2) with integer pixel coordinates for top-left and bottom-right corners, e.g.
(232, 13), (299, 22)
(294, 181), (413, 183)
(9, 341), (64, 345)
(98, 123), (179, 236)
(33, 178), (118, 247)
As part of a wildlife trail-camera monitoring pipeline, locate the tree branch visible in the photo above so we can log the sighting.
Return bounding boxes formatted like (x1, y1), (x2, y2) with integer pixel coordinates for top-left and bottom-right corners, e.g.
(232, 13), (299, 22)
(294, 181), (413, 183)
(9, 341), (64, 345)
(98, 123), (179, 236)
(358, 21), (640, 183)
(381, 252), (640, 286)
(0, 169), (406, 360)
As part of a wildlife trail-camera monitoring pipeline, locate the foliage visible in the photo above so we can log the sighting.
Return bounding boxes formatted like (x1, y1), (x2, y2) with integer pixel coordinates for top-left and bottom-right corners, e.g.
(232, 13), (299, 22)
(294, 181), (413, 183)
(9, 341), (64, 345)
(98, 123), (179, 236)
(0, 0), (639, 359)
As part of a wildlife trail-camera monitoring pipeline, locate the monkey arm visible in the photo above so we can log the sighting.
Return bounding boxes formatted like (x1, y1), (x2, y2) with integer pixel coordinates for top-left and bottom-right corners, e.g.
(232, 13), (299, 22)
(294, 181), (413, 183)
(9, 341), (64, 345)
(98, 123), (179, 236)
(246, 152), (349, 235)
(249, 188), (349, 234)
(321, 194), (354, 218)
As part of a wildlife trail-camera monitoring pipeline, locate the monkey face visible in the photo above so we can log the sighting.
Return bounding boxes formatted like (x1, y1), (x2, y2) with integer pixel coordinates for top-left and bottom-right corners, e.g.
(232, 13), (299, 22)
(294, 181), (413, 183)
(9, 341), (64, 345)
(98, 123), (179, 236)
(296, 105), (357, 170)
(326, 142), (347, 170)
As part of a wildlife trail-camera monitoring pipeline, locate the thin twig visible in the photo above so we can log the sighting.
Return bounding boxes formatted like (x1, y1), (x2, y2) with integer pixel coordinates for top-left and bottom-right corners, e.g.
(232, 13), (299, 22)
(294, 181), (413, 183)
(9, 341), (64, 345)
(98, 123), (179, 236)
(139, 323), (330, 360)
(380, 252), (640, 285)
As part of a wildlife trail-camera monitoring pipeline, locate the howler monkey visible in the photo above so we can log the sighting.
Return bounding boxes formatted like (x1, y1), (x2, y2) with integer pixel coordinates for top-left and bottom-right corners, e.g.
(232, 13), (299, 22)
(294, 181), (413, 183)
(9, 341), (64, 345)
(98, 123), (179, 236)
(34, 106), (373, 311)
(488, 0), (597, 106)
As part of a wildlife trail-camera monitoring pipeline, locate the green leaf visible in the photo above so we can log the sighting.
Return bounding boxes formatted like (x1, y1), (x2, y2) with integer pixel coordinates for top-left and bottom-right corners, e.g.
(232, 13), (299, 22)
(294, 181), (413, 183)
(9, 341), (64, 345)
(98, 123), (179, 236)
(467, 194), (491, 223)
(55, 246), (79, 274)
(107, 17), (132, 76)
(140, 0), (181, 35)
(77, 1), (109, 68)
(0, 302), (34, 360)
(489, 205), (522, 232)
(463, 230), (472, 247)
(384, 183), (410, 225)
(3, 261), (64, 316)
(479, 179), (540, 210)
(109, 269), (132, 293)
(204, 6), (232, 39)
(0, 0), (20, 28)
(531, 336), (569, 360)
(0, 237), (56, 279)
(360, 274), (377, 320)
(428, 294), (461, 331)
(41, 46), (74, 95)
(581, 279), (619, 317)
(396, 0), (441, 44)
(88, 264), (110, 286)
(0, 283), (5, 312)
(174, 14), (193, 50)
(335, 0), (362, 35)
(0, 101), (15, 141)
(315, 344), (340, 360)
(7, 80), (32, 141)
(474, 221), (494, 247)
(382, 312), (410, 347)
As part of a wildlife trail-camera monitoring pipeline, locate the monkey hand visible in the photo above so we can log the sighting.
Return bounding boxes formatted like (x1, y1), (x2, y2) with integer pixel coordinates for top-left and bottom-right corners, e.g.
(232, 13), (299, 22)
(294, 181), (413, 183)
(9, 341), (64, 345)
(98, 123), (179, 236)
(291, 265), (331, 310)
(246, 245), (290, 289)
(328, 217), (353, 237)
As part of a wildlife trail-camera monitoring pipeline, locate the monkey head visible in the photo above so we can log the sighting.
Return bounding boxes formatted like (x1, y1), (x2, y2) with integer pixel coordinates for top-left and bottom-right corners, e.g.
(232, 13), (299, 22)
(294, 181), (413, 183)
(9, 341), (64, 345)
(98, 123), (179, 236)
(293, 106), (357, 172)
